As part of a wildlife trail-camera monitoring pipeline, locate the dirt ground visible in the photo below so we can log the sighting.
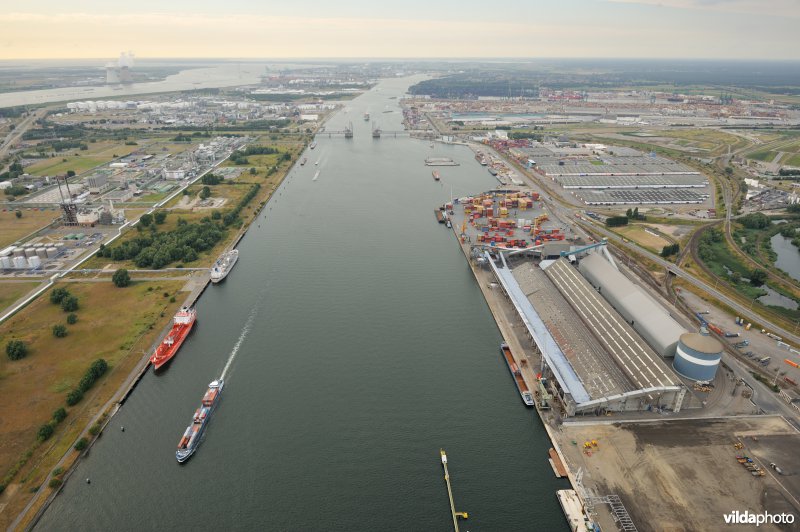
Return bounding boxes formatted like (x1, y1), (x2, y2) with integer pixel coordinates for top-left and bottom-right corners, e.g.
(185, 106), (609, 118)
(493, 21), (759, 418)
(615, 224), (670, 252)
(558, 416), (799, 531)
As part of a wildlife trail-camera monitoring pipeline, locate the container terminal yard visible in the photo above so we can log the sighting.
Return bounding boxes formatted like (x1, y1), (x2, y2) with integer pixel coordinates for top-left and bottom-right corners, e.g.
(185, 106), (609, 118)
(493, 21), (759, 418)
(437, 158), (800, 529)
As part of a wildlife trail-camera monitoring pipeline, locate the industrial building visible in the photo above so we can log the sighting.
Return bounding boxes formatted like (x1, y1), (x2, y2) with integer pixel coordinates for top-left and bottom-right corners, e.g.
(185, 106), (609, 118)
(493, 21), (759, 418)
(578, 252), (687, 358)
(486, 251), (686, 416)
(673, 333), (723, 382)
(574, 189), (708, 205)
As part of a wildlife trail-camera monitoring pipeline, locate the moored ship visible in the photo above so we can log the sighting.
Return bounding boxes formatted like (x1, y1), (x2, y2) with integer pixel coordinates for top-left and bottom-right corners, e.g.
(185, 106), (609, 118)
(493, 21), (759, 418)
(309, 141), (317, 149)
(432, 170), (440, 181)
(300, 157), (307, 166)
(150, 307), (196, 370)
(363, 112), (370, 121)
(210, 249), (239, 284)
(500, 343), (534, 406)
(176, 379), (224, 463)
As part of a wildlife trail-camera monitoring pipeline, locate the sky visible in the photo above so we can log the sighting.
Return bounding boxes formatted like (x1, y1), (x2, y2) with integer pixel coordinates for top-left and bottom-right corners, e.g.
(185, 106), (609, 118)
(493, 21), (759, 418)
(0, 0), (798, 60)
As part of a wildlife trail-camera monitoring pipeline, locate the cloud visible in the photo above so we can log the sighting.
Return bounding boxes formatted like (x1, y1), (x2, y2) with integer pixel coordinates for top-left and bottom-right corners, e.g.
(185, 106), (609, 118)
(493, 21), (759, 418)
(605, 0), (800, 16)
(0, 10), (795, 59)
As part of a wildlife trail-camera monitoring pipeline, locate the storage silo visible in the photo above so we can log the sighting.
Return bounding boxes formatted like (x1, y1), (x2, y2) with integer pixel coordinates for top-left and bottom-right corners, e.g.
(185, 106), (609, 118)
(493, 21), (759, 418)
(27, 256), (42, 269)
(36, 247), (48, 259)
(46, 247), (58, 258)
(12, 247), (25, 258)
(673, 333), (723, 382)
(24, 248), (36, 258)
(0, 256), (12, 269)
(12, 256), (28, 269)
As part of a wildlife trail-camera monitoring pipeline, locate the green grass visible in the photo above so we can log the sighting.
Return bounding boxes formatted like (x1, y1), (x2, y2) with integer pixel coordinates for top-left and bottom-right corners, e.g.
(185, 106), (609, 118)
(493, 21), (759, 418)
(0, 282), (41, 314)
(785, 154), (800, 167)
(745, 150), (774, 162)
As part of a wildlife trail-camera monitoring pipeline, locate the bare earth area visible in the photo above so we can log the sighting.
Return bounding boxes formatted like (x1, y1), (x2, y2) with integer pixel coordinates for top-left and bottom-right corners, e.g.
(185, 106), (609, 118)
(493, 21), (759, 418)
(559, 416), (800, 531)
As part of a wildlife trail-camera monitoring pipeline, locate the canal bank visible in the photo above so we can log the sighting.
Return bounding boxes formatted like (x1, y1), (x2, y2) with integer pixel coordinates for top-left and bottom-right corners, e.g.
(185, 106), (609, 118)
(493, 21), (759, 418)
(34, 76), (567, 531)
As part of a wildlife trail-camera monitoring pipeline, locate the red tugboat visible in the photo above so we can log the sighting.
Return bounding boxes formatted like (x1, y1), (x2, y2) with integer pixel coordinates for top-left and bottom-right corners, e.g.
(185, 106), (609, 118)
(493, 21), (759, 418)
(150, 307), (196, 370)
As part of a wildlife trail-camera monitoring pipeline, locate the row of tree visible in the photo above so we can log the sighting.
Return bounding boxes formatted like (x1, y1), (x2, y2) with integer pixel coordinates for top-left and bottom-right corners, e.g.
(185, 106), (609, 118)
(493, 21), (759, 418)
(605, 216), (629, 227)
(660, 243), (680, 257)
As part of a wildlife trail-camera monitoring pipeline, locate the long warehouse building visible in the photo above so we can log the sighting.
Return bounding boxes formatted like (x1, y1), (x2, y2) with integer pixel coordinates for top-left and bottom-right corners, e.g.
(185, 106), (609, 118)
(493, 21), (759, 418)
(578, 252), (687, 358)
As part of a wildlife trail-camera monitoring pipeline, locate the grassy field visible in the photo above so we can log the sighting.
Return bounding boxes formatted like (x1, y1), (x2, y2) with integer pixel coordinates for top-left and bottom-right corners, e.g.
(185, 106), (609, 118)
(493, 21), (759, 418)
(0, 282), (41, 313)
(24, 141), (144, 177)
(786, 154), (800, 167)
(0, 280), (184, 527)
(0, 209), (60, 248)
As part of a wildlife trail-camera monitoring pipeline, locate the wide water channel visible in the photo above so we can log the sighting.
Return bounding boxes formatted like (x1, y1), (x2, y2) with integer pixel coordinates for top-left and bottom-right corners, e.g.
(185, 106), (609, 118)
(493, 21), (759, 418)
(37, 76), (567, 531)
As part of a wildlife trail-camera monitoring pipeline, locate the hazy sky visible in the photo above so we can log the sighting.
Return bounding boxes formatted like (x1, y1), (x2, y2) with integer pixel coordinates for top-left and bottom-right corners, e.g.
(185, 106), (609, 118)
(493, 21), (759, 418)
(1, 0), (798, 60)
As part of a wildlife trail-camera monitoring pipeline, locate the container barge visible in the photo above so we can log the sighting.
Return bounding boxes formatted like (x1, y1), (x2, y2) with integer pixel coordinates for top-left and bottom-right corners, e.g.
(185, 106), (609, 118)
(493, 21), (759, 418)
(500, 343), (534, 406)
(150, 307), (196, 370)
(176, 379), (224, 463)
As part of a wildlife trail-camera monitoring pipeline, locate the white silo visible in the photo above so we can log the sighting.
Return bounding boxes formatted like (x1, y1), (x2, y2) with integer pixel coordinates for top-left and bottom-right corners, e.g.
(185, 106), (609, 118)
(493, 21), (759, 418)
(12, 256), (28, 269)
(46, 247), (58, 258)
(0, 256), (12, 269)
(24, 248), (36, 258)
(36, 247), (48, 259)
(27, 256), (42, 269)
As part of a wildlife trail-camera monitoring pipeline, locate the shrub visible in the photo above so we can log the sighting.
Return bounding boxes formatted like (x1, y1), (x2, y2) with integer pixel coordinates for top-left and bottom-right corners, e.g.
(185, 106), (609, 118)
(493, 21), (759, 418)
(66, 389), (83, 406)
(605, 216), (629, 227)
(74, 438), (88, 451)
(37, 423), (54, 442)
(66, 313), (78, 324)
(6, 340), (28, 361)
(749, 269), (767, 286)
(52, 324), (68, 338)
(61, 295), (79, 312)
(50, 287), (70, 304)
(48, 478), (63, 489)
(112, 268), (131, 287)
(139, 213), (153, 227)
(154, 210), (167, 224)
(88, 424), (101, 436)
(53, 467), (63, 476)
(52, 408), (67, 423)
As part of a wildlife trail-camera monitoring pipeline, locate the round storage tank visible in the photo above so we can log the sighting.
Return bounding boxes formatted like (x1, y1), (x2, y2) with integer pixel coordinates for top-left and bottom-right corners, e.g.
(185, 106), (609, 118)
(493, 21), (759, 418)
(12, 247), (25, 258)
(27, 256), (42, 269)
(24, 248), (36, 258)
(46, 247), (58, 258)
(36, 247), (48, 259)
(0, 256), (12, 269)
(12, 256), (28, 269)
(673, 332), (723, 382)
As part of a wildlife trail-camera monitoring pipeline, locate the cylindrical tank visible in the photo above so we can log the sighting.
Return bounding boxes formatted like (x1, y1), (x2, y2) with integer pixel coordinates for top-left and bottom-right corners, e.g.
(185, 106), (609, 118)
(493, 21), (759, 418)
(36, 248), (48, 258)
(23, 247), (36, 257)
(12, 247), (25, 258)
(27, 256), (42, 269)
(46, 247), (58, 258)
(0, 256), (12, 269)
(673, 332), (723, 382)
(12, 256), (28, 269)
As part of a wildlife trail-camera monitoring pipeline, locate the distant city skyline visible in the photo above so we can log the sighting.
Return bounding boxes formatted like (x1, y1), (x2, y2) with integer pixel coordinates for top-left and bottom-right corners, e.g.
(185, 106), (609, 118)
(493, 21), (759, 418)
(1, 0), (798, 60)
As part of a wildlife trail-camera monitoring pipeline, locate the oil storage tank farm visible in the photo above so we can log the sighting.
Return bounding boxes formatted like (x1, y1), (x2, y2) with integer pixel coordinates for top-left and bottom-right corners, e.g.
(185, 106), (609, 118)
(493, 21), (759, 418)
(673, 333), (723, 382)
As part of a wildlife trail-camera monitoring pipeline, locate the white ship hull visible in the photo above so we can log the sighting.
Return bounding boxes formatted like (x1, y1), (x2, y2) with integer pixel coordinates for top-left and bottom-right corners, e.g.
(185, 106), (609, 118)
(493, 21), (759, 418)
(210, 250), (239, 284)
